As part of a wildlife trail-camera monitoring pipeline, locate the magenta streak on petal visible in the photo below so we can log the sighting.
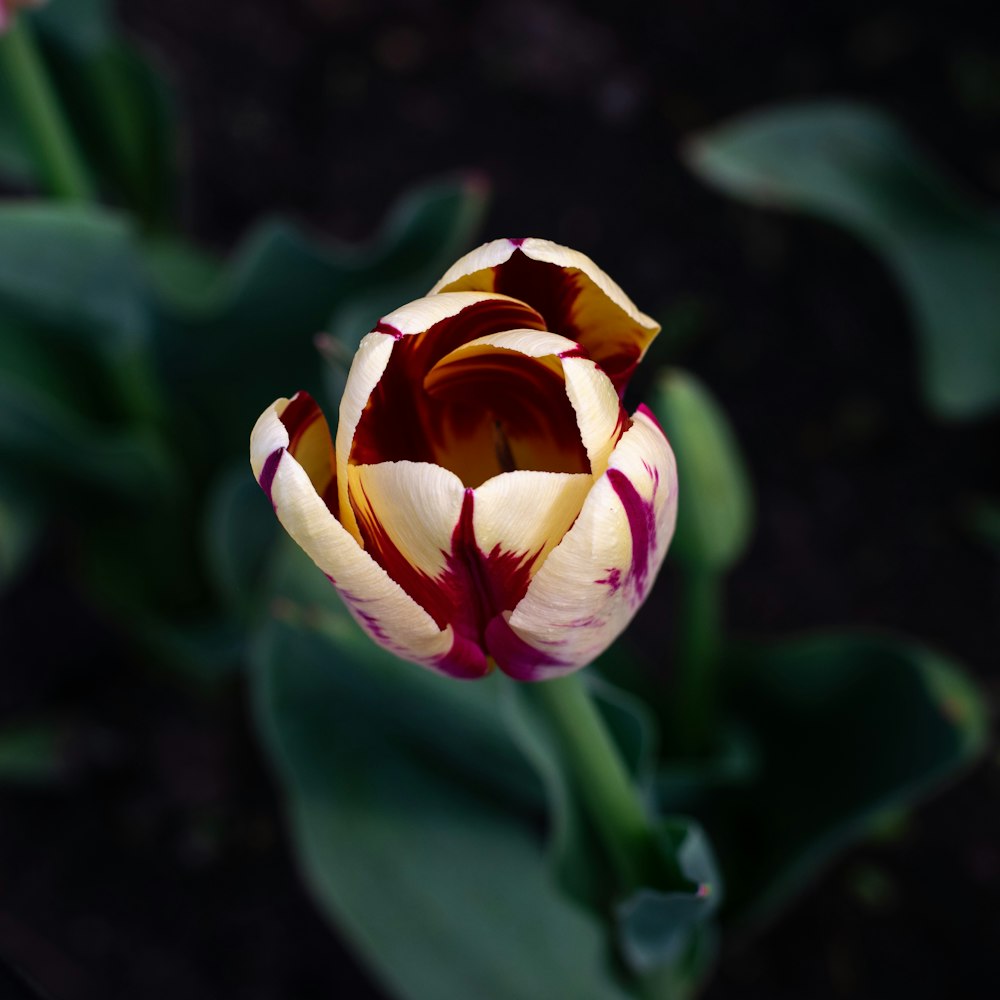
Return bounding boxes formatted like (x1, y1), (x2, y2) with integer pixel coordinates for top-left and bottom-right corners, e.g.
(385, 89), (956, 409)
(558, 346), (586, 359)
(259, 449), (283, 507)
(607, 467), (656, 601)
(596, 567), (622, 594)
(441, 490), (541, 652)
(508, 238), (526, 247)
(374, 321), (404, 339)
(485, 614), (564, 681)
(636, 402), (668, 437)
(432, 631), (491, 680)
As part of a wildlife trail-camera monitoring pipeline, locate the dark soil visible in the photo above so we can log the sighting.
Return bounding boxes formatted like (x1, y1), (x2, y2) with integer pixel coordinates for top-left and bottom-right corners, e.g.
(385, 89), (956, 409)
(2, 1), (999, 997)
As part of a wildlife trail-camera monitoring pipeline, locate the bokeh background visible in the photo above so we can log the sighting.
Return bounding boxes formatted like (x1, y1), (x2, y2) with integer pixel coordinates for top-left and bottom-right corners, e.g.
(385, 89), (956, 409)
(2, 1), (998, 997)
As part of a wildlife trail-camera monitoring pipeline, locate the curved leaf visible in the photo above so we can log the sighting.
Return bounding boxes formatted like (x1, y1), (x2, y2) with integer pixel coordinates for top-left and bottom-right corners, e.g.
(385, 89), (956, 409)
(251, 542), (631, 1000)
(686, 103), (1000, 418)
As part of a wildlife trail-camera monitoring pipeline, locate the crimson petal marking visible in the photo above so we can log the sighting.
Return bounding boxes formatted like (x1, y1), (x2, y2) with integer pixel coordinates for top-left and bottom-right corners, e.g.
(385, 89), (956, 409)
(486, 613), (563, 681)
(498, 408), (678, 681)
(430, 238), (660, 394)
(349, 296), (550, 484)
(347, 460), (466, 632)
(250, 401), (467, 675)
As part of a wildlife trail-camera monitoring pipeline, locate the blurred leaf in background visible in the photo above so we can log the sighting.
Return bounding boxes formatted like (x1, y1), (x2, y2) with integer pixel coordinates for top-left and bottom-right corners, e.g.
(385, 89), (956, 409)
(0, 0), (177, 227)
(253, 541), (635, 1000)
(678, 633), (989, 926)
(685, 102), (1000, 420)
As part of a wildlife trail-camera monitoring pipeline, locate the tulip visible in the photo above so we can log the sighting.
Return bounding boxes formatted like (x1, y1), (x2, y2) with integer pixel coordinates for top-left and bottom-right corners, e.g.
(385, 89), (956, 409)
(251, 238), (678, 681)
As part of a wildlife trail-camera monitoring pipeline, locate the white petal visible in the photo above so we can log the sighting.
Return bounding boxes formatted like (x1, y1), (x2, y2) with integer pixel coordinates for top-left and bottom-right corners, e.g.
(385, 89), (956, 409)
(334, 331), (395, 543)
(491, 407), (677, 680)
(518, 239), (658, 332)
(348, 460), (465, 582)
(378, 290), (527, 336)
(335, 293), (548, 539)
(473, 470), (593, 578)
(251, 400), (487, 678)
(561, 357), (626, 480)
(430, 238), (660, 392)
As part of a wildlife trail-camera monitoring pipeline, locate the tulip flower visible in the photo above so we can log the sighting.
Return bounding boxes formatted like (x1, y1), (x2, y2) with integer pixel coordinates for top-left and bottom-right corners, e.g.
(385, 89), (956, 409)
(251, 238), (677, 681)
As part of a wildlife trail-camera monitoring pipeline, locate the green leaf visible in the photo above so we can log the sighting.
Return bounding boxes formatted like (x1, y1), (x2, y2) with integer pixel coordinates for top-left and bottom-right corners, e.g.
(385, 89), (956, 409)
(616, 821), (720, 973)
(0, 375), (172, 499)
(0, 3), (177, 225)
(47, 38), (178, 228)
(251, 542), (631, 1000)
(685, 102), (1000, 419)
(651, 369), (753, 572)
(0, 202), (148, 351)
(714, 632), (988, 923)
(154, 174), (489, 463)
(326, 173), (492, 353)
(202, 464), (277, 618)
(0, 203), (171, 498)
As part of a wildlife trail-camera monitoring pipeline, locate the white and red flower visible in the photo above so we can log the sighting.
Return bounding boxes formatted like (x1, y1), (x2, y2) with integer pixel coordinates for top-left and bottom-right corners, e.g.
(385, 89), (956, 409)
(251, 238), (677, 681)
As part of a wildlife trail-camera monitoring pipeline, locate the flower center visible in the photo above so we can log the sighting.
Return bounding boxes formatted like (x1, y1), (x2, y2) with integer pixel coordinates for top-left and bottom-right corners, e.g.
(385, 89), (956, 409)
(351, 307), (590, 488)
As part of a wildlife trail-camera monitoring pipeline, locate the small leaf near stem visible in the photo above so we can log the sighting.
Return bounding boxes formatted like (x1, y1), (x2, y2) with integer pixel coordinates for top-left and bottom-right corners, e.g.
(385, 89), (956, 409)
(0, 14), (93, 202)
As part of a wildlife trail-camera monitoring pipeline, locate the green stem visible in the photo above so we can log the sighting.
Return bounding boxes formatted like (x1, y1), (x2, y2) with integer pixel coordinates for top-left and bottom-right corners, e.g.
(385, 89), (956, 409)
(672, 566), (723, 757)
(0, 15), (93, 201)
(531, 672), (654, 887)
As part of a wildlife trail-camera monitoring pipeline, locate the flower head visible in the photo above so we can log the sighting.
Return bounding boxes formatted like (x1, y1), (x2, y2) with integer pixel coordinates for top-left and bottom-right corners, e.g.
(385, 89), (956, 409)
(251, 238), (677, 681)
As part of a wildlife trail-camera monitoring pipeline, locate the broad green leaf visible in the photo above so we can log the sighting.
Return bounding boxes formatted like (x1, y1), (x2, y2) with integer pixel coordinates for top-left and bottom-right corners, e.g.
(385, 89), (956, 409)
(0, 202), (147, 351)
(0, 204), (170, 497)
(686, 103), (1000, 418)
(713, 632), (988, 923)
(651, 369), (753, 572)
(0, 376), (172, 499)
(252, 542), (630, 1000)
(0, 4), (177, 225)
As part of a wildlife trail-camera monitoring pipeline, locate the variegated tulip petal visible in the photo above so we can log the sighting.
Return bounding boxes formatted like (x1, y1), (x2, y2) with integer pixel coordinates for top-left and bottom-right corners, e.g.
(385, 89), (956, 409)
(430, 237), (660, 393)
(345, 293), (551, 494)
(419, 331), (590, 487)
(335, 330), (395, 544)
(347, 459), (466, 628)
(432, 331), (628, 482)
(487, 405), (677, 681)
(473, 470), (593, 590)
(347, 462), (590, 659)
(251, 401), (487, 679)
(561, 357), (628, 480)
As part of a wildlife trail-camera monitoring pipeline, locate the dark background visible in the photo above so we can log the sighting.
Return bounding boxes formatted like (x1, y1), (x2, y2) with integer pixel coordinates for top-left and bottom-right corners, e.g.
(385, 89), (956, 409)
(2, 1), (999, 997)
